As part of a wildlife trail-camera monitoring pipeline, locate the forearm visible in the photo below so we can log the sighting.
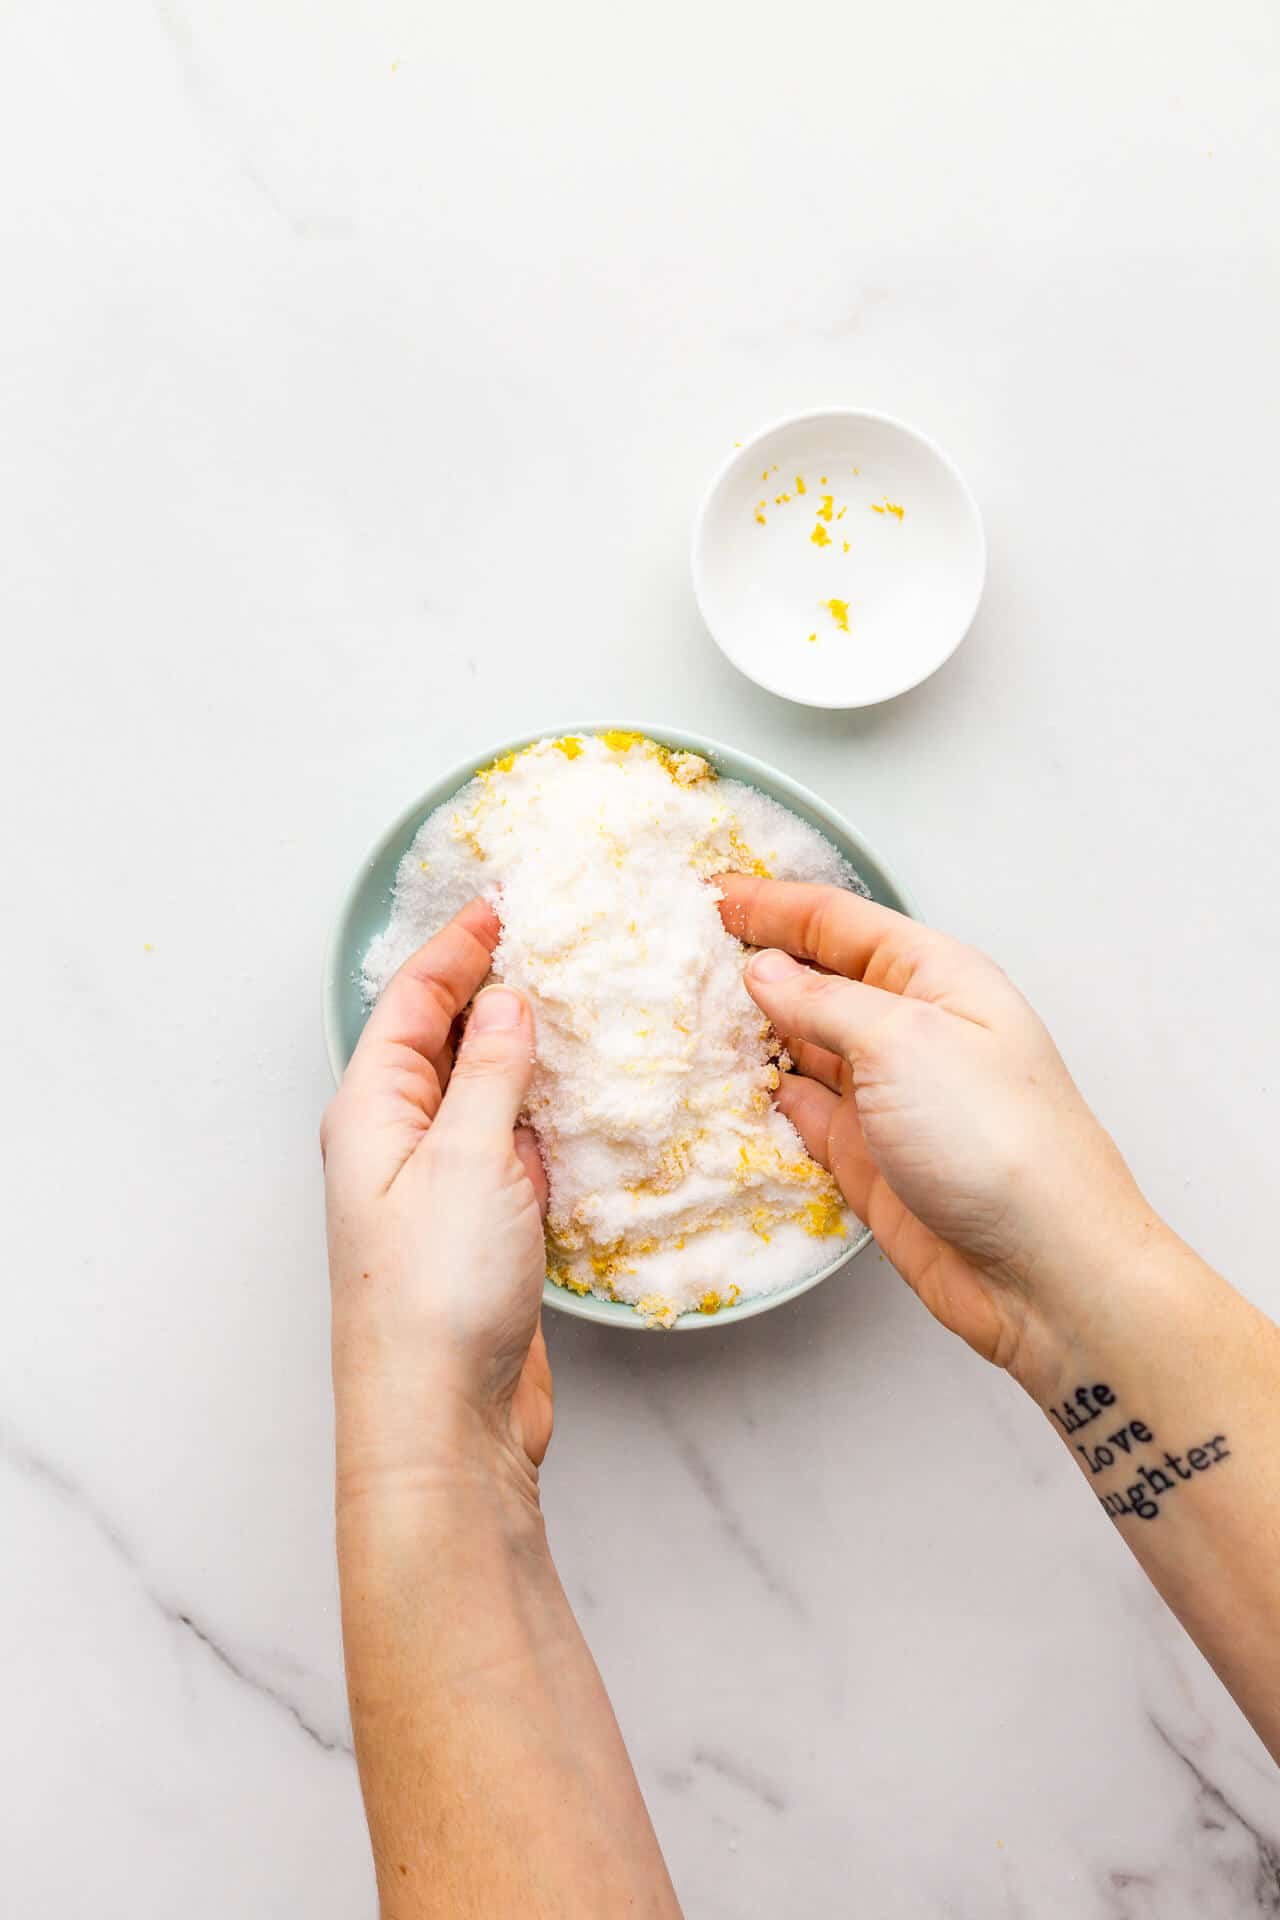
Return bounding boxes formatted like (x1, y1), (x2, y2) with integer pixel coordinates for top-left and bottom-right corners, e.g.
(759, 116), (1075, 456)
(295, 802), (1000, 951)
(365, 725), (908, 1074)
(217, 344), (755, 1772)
(1024, 1214), (1280, 1757)
(337, 1430), (682, 1919)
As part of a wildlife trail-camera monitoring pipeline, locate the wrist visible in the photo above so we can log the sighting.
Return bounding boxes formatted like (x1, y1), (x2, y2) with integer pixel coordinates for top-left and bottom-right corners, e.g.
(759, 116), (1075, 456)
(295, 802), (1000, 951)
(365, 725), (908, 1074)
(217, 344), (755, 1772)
(999, 1182), (1183, 1407)
(335, 1367), (544, 1530)
(337, 1444), (559, 1760)
(336, 1453), (549, 1579)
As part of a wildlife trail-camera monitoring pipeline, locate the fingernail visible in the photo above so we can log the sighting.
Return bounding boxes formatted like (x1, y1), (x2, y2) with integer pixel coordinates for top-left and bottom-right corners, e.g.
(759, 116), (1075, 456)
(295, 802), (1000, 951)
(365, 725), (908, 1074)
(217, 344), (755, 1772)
(470, 986), (522, 1031)
(748, 949), (799, 982)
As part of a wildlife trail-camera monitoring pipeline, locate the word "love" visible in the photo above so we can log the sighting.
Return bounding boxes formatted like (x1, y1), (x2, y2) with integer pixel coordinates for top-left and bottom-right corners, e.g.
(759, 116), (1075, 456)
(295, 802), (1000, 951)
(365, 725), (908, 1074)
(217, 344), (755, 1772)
(1074, 1421), (1153, 1474)
(1050, 1383), (1164, 1471)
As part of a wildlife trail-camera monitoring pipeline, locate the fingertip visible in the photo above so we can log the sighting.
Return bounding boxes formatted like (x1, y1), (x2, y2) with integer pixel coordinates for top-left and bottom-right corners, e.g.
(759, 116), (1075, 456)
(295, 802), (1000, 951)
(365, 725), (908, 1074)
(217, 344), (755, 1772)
(741, 951), (899, 1062)
(712, 870), (760, 936)
(775, 1070), (838, 1170)
(357, 904), (503, 1069)
(437, 985), (536, 1140)
(747, 948), (801, 984)
(470, 984), (524, 1032)
(773, 1071), (800, 1120)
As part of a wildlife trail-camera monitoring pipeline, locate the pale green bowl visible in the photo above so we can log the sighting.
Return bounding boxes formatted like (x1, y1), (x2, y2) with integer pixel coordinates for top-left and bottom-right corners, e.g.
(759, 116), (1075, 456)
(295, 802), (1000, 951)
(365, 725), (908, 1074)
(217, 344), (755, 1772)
(323, 722), (919, 1331)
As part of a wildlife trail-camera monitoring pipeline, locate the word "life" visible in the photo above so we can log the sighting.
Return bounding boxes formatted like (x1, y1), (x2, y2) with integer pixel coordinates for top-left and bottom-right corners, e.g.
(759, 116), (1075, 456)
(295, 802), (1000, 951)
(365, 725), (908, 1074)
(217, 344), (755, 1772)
(1046, 1383), (1117, 1435)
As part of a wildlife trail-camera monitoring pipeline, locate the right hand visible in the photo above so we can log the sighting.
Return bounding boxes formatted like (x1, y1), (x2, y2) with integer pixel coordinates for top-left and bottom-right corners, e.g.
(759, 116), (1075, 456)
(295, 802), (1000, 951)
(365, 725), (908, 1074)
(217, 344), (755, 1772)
(717, 875), (1161, 1400)
(322, 901), (553, 1508)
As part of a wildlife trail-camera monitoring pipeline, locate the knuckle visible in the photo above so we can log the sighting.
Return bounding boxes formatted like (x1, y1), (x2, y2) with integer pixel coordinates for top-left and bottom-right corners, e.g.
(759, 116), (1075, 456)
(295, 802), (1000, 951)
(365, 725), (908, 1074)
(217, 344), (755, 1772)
(896, 998), (937, 1042)
(858, 995), (930, 1065)
(804, 888), (844, 959)
(799, 963), (834, 992)
(808, 968), (853, 1004)
(426, 1128), (477, 1176)
(950, 940), (999, 983)
(456, 1035), (519, 1079)
(887, 1001), (949, 1070)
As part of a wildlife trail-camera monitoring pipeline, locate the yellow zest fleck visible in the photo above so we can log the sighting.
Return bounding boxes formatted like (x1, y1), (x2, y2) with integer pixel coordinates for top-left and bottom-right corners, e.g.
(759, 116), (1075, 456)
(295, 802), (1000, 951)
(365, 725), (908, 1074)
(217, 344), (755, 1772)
(698, 1291), (723, 1315)
(390, 58), (400, 72)
(726, 1284), (742, 1307)
(818, 495), (834, 522)
(825, 598), (850, 633)
(811, 523), (831, 547)
(836, 506), (846, 520)
(601, 729), (643, 752)
(761, 470), (769, 481)
(852, 466), (860, 474)
(885, 501), (905, 520)
(871, 503), (884, 514)
(726, 825), (771, 878)
(657, 744), (714, 785)
(750, 1209), (773, 1242)
(734, 440), (742, 446)
(803, 1195), (846, 1237)
(755, 510), (767, 526)
(807, 631), (817, 643)
(637, 1294), (679, 1329)
(476, 750), (517, 779)
(820, 475), (828, 485)
(552, 734), (583, 759)
(143, 942), (154, 953)
(550, 1265), (592, 1297)
(795, 475), (807, 494)
(842, 540), (850, 553)
(774, 493), (791, 504)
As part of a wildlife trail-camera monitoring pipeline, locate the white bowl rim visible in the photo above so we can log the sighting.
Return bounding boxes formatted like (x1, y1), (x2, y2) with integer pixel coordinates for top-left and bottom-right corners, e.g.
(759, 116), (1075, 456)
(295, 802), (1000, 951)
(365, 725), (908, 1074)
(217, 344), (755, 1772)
(323, 720), (922, 1331)
(691, 405), (987, 711)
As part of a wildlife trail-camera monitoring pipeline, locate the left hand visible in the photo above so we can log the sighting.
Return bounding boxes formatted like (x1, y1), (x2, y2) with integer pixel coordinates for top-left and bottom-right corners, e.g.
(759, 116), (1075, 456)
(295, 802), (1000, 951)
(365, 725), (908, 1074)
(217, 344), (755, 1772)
(321, 900), (553, 1505)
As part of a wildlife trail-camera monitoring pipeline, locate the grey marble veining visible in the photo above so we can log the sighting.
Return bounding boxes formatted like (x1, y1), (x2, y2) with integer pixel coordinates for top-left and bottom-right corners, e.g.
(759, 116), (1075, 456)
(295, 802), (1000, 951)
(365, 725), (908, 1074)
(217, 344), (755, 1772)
(2, 0), (1279, 1912)
(0, 1417), (352, 1756)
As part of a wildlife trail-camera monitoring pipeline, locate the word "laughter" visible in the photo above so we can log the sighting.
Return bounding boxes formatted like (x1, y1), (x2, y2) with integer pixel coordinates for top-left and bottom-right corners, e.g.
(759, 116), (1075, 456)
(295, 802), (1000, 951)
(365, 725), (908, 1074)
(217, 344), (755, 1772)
(1047, 1383), (1231, 1523)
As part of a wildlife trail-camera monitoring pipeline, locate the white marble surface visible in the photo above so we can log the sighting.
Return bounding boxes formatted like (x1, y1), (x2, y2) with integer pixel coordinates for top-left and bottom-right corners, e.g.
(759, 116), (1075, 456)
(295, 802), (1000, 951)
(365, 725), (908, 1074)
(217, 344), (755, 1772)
(2, 1), (1279, 1912)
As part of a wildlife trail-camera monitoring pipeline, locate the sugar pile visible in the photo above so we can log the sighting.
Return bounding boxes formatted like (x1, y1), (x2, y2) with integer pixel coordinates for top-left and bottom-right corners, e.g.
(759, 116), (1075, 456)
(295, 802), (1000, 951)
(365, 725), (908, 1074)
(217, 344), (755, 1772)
(361, 732), (869, 1325)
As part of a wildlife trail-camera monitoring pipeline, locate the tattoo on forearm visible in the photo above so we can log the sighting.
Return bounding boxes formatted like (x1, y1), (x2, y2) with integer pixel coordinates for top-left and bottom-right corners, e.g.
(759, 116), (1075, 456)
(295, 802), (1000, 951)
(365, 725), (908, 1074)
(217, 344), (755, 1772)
(1047, 1383), (1231, 1523)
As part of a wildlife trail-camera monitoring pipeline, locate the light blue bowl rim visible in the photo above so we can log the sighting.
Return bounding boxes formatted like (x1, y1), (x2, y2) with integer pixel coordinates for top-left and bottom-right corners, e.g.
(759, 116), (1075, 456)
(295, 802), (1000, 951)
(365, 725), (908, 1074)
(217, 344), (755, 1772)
(323, 721), (921, 1332)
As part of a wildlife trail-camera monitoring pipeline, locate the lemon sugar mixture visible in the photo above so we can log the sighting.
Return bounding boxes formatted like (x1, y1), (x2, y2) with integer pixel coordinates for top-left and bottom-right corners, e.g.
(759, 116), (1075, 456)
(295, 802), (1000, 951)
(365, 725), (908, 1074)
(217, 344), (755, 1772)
(361, 733), (868, 1324)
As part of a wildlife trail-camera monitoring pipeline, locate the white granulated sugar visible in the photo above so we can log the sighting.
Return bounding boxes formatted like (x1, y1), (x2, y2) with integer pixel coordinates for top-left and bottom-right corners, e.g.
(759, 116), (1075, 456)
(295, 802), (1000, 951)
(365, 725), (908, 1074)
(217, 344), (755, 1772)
(362, 733), (870, 1325)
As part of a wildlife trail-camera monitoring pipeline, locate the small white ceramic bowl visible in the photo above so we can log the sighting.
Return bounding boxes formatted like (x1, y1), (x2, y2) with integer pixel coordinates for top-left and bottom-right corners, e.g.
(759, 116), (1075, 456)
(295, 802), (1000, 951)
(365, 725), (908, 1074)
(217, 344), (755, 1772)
(692, 408), (985, 709)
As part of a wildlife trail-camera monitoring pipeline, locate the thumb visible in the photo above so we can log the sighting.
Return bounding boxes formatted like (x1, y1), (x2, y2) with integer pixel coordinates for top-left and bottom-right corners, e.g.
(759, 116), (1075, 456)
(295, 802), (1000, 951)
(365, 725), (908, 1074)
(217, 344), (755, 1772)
(433, 986), (535, 1145)
(744, 949), (901, 1061)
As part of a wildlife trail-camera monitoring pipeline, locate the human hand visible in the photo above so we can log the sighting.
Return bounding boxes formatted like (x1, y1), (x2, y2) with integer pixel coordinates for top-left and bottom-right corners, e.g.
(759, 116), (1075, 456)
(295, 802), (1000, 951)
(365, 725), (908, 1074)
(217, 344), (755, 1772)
(323, 910), (685, 1916)
(322, 899), (552, 1505)
(718, 875), (1158, 1401)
